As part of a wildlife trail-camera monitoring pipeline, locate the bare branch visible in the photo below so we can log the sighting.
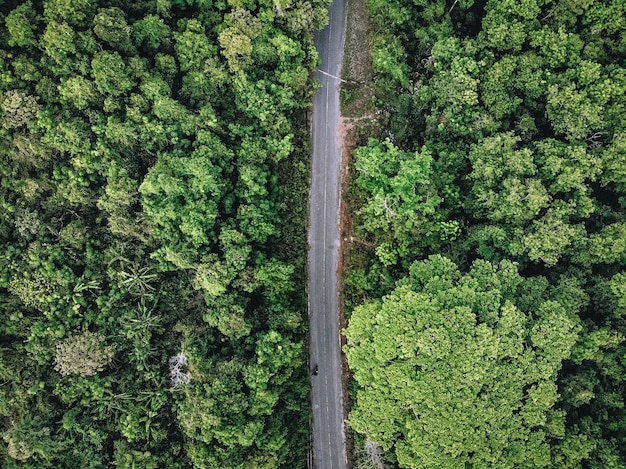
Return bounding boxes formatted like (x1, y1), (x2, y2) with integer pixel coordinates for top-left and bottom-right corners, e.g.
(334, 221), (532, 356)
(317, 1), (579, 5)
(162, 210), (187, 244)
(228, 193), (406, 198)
(169, 353), (191, 387)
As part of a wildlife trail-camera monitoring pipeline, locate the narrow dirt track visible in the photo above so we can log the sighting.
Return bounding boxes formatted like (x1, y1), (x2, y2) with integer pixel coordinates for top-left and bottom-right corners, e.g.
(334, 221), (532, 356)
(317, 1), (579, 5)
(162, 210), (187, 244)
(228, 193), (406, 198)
(308, 0), (348, 468)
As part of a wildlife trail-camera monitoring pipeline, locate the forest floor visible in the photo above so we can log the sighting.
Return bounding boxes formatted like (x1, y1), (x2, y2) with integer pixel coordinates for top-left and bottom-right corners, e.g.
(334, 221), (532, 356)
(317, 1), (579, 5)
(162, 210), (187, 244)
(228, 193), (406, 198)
(338, 0), (381, 467)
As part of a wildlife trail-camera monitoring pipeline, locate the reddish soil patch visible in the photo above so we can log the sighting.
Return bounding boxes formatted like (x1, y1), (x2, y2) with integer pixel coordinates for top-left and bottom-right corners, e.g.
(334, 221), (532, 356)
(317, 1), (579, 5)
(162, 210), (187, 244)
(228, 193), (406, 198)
(337, 0), (380, 465)
(337, 116), (358, 468)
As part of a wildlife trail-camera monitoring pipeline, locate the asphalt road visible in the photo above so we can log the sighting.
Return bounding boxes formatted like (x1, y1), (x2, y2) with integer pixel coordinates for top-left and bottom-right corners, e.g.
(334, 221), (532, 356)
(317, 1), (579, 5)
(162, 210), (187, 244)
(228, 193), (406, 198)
(308, 1), (348, 468)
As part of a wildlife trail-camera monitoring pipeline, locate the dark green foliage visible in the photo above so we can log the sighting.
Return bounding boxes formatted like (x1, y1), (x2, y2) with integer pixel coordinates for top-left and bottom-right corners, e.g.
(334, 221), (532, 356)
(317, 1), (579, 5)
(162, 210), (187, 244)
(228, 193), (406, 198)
(0, 0), (330, 466)
(345, 0), (626, 467)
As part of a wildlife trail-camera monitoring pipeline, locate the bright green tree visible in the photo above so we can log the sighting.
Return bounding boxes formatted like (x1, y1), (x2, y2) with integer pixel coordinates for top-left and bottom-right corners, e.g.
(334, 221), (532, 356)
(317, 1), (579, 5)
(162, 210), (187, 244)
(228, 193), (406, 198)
(345, 255), (582, 468)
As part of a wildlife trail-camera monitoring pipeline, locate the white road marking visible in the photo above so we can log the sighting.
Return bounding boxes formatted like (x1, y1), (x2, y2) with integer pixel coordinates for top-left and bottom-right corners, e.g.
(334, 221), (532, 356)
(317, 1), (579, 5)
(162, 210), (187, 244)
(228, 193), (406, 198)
(310, 2), (348, 468)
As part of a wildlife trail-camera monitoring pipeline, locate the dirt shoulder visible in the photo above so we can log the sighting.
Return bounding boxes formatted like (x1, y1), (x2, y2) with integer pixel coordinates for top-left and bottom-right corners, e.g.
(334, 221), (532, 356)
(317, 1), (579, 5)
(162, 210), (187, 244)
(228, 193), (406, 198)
(337, 0), (380, 467)
(341, 0), (375, 119)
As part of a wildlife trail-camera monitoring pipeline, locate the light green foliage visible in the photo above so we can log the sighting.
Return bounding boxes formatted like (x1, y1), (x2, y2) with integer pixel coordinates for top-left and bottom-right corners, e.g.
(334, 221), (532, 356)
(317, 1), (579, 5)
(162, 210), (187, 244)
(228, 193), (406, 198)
(480, 56), (522, 119)
(91, 51), (134, 96)
(173, 19), (216, 73)
(479, 0), (541, 52)
(220, 228), (251, 270)
(284, 0), (330, 35)
(218, 8), (262, 72)
(546, 83), (603, 140)
(132, 14), (170, 52)
(422, 37), (482, 136)
(5, 1), (39, 47)
(8, 270), (52, 309)
(58, 76), (99, 110)
(40, 21), (77, 71)
(521, 203), (586, 266)
(97, 162), (141, 236)
(468, 133), (548, 224)
(43, 0), (96, 26)
(140, 149), (226, 249)
(354, 138), (452, 264)
(93, 7), (133, 53)
(535, 139), (601, 195)
(530, 26), (583, 68)
(372, 37), (409, 89)
(346, 256), (581, 468)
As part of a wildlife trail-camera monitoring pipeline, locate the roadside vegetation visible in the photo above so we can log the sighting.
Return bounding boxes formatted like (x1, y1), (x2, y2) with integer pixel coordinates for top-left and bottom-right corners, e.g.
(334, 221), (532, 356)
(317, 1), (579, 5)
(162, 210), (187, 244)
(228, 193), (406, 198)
(0, 0), (329, 467)
(344, 0), (626, 467)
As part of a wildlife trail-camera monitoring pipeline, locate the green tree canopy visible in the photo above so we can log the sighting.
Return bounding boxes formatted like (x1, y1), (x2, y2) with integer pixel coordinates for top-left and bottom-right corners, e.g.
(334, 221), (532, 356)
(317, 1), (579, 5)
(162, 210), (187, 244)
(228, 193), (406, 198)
(345, 255), (583, 468)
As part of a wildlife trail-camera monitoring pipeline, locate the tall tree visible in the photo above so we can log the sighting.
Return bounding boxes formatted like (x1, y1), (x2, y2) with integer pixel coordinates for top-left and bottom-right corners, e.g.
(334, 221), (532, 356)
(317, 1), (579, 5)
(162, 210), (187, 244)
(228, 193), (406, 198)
(345, 256), (583, 468)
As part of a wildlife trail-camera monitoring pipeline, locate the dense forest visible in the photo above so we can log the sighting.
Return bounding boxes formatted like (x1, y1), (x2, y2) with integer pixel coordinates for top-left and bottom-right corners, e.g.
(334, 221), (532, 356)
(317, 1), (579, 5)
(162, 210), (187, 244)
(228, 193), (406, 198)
(0, 0), (329, 467)
(344, 0), (626, 468)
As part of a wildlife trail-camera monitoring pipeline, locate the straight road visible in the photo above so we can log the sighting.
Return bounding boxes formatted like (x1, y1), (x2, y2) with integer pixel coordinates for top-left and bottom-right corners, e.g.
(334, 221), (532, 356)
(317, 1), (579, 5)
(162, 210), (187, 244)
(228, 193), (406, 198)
(308, 1), (348, 468)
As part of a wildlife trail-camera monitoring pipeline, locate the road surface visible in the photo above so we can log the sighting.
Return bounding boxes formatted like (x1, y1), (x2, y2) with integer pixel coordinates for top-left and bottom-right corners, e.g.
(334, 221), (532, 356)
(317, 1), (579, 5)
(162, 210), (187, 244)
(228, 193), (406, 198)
(308, 1), (348, 468)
